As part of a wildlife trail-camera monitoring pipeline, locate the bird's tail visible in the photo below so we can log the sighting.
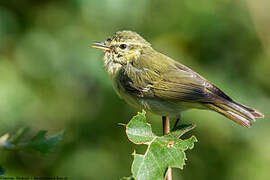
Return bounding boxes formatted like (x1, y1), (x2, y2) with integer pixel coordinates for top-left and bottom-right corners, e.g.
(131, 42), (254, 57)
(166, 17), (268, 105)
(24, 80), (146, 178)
(205, 101), (264, 128)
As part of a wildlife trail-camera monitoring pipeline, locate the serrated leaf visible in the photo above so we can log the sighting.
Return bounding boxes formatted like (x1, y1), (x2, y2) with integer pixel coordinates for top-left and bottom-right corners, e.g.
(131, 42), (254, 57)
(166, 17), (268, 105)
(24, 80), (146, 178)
(26, 131), (64, 154)
(169, 124), (196, 138)
(126, 111), (154, 144)
(125, 111), (197, 180)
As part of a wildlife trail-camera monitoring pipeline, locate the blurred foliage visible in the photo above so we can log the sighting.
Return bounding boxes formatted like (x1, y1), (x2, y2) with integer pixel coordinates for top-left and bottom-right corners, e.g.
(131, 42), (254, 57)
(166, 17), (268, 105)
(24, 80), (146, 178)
(0, 0), (269, 179)
(0, 128), (63, 174)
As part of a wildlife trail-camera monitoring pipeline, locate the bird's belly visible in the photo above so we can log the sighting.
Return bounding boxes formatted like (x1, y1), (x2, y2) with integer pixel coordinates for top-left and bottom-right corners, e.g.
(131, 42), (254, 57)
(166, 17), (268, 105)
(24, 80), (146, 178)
(112, 74), (192, 117)
(114, 84), (185, 117)
(138, 98), (186, 117)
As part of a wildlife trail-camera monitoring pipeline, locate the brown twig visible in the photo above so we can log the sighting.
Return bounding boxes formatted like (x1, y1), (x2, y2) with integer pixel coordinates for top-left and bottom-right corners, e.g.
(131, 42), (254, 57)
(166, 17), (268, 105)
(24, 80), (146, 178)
(162, 116), (172, 180)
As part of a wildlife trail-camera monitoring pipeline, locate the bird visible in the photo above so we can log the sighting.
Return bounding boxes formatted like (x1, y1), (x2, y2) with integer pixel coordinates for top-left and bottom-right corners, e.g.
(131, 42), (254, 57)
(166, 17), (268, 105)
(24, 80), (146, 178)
(92, 30), (264, 128)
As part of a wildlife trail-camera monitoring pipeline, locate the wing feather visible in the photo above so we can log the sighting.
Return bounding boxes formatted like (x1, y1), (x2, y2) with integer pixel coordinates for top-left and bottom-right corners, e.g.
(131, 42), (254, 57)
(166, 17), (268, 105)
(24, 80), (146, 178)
(117, 51), (231, 104)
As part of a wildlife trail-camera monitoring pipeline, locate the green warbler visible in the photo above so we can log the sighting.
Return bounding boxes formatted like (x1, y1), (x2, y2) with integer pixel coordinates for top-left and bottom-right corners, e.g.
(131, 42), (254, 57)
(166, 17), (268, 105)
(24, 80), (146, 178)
(92, 30), (264, 128)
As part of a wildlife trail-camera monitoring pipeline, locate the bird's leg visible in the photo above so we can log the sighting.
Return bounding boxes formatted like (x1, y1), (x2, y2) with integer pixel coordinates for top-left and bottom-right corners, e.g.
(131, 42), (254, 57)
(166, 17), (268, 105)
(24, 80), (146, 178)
(162, 116), (170, 135)
(173, 115), (181, 130)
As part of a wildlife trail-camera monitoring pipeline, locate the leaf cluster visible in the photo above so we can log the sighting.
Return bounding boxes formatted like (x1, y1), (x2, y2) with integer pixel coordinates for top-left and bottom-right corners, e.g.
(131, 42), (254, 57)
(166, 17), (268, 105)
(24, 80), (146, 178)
(123, 111), (197, 180)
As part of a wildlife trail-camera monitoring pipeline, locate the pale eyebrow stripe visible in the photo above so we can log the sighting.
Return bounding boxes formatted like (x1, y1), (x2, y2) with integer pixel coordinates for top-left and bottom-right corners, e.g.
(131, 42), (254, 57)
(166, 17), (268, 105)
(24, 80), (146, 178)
(112, 42), (150, 46)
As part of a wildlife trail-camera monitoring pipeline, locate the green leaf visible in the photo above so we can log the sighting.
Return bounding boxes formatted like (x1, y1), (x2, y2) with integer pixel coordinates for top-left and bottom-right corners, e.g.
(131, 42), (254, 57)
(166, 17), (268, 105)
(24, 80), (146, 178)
(0, 129), (64, 175)
(0, 129), (64, 154)
(26, 130), (64, 154)
(169, 124), (196, 138)
(126, 111), (154, 144)
(125, 111), (197, 180)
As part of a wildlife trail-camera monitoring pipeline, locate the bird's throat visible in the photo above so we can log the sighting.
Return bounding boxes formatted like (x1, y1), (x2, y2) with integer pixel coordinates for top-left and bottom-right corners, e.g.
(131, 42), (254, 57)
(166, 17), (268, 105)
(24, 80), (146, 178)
(104, 53), (123, 77)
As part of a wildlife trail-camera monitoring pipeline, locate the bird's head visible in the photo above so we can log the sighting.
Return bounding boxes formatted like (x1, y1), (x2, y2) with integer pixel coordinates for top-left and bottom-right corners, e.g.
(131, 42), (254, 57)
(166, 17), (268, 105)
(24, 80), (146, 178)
(93, 31), (152, 69)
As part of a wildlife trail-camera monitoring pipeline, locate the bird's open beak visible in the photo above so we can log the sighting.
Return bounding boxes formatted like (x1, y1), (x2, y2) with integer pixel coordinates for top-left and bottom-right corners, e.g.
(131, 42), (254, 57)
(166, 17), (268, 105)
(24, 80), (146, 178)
(92, 41), (111, 52)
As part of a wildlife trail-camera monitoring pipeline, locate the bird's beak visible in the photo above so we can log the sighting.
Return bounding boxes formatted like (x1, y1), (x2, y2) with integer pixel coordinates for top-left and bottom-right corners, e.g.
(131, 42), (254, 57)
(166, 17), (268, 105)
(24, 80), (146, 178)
(92, 41), (111, 52)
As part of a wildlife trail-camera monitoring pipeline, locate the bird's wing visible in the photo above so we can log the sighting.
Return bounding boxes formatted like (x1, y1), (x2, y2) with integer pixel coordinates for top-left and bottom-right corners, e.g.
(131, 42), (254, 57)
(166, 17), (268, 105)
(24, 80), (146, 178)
(119, 52), (231, 104)
(152, 63), (231, 103)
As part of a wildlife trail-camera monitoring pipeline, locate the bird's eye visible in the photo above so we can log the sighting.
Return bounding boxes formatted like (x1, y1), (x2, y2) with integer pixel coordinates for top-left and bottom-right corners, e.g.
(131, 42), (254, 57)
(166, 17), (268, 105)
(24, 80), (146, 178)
(119, 44), (127, 49)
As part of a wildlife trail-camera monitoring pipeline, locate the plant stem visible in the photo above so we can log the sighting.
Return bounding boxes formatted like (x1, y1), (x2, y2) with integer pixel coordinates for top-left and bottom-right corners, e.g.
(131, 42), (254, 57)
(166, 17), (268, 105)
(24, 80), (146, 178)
(162, 116), (172, 180)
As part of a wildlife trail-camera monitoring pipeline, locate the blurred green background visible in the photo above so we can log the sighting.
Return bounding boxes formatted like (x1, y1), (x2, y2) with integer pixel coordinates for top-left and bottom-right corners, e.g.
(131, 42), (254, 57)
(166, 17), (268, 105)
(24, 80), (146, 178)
(0, 0), (269, 179)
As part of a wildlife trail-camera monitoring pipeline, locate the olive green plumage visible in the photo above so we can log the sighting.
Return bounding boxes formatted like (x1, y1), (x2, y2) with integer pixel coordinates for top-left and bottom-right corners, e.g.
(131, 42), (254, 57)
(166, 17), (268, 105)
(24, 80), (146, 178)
(93, 30), (264, 128)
